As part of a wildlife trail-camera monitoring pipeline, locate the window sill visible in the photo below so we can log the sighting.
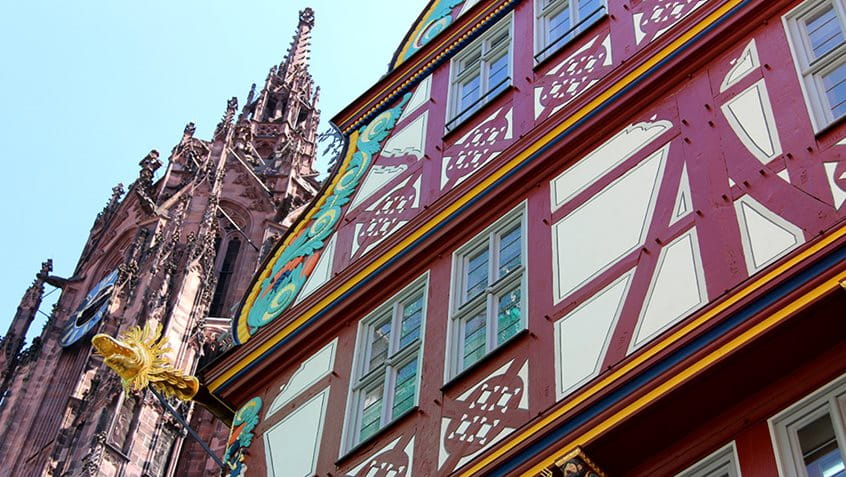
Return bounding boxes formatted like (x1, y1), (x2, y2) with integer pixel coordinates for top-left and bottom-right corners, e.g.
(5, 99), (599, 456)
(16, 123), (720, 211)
(443, 83), (516, 140)
(440, 327), (529, 394)
(813, 111), (846, 138)
(335, 405), (420, 467)
(533, 13), (609, 71)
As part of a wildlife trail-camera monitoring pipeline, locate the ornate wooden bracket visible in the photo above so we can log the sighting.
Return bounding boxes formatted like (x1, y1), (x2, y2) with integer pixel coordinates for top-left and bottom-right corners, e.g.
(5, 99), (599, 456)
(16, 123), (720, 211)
(538, 447), (606, 477)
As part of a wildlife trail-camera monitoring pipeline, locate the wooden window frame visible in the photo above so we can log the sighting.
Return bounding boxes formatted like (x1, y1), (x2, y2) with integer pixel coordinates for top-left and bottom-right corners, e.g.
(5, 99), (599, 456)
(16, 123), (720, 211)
(446, 203), (528, 380)
(342, 274), (429, 452)
(784, 0), (846, 131)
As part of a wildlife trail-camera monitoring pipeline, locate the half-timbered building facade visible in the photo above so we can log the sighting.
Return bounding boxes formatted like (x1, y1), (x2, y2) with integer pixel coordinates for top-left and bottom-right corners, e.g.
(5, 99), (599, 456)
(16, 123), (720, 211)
(205, 0), (846, 475)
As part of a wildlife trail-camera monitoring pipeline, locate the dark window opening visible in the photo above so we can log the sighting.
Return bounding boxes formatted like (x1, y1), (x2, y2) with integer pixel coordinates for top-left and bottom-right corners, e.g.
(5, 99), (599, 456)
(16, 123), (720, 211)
(209, 238), (241, 317)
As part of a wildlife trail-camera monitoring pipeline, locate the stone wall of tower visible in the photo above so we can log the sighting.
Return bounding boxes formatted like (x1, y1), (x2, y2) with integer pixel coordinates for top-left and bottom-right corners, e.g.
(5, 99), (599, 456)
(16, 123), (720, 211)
(0, 8), (321, 476)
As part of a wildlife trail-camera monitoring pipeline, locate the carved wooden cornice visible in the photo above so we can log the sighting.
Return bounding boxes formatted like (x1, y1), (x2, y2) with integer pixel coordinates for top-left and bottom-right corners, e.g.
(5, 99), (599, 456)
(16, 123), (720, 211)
(536, 448), (606, 477)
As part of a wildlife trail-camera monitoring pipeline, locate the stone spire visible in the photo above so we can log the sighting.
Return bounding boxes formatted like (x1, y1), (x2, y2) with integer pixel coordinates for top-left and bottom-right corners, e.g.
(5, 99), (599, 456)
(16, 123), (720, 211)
(279, 8), (315, 83)
(0, 260), (52, 402)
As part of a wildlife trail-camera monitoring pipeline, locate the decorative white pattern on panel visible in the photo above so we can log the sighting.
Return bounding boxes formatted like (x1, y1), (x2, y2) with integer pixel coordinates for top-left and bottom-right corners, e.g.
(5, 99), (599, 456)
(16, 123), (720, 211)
(533, 34), (613, 120)
(455, 428), (514, 470)
(633, 0), (708, 45)
(264, 388), (330, 477)
(296, 235), (338, 304)
(399, 76), (432, 122)
(517, 360), (529, 411)
(382, 112), (429, 161)
(555, 271), (633, 399)
(720, 39), (760, 92)
(350, 175), (421, 257)
(438, 419), (450, 469)
(441, 107), (513, 189)
(349, 165), (409, 210)
(631, 229), (708, 350)
(438, 359), (528, 472)
(552, 145), (668, 302)
(734, 195), (805, 273)
(777, 168), (791, 183)
(824, 162), (846, 209)
(347, 436), (415, 477)
(721, 79), (782, 165)
(550, 119), (672, 211)
(267, 339), (337, 417)
(670, 164), (693, 225)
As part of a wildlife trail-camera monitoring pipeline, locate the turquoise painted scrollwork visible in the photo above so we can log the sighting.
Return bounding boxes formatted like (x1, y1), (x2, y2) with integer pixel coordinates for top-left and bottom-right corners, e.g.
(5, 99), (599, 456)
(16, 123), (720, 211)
(399, 0), (465, 65)
(223, 397), (262, 476)
(240, 93), (412, 342)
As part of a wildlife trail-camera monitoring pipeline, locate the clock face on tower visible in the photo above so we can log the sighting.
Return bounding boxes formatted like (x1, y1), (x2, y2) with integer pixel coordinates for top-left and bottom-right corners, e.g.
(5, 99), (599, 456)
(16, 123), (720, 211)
(60, 269), (119, 347)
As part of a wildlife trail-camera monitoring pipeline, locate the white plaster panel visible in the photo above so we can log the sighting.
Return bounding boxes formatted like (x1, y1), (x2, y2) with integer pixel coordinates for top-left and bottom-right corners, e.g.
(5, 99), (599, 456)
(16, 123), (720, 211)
(824, 162), (846, 209)
(399, 76), (432, 121)
(670, 164), (693, 224)
(720, 39), (760, 92)
(550, 120), (672, 211)
(349, 165), (409, 210)
(381, 112), (428, 160)
(632, 229), (708, 349)
(735, 195), (804, 273)
(296, 235), (337, 304)
(552, 145), (668, 302)
(265, 388), (330, 477)
(267, 338), (337, 416)
(555, 271), (633, 399)
(721, 79), (782, 165)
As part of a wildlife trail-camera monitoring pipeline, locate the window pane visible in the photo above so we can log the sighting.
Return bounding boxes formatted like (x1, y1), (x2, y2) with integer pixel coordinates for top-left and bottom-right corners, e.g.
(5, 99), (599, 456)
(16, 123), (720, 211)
(462, 311), (488, 370)
(459, 49), (482, 75)
(399, 294), (423, 349)
(392, 359), (418, 418)
(797, 413), (846, 477)
(824, 62), (846, 119)
(498, 224), (521, 278)
(488, 53), (510, 93)
(578, 0), (602, 19)
(577, 0), (604, 31)
(488, 28), (510, 52)
(548, 6), (572, 45)
(805, 5), (845, 59)
(496, 286), (522, 345)
(464, 247), (490, 303)
(367, 316), (392, 372)
(459, 74), (482, 113)
(359, 384), (384, 443)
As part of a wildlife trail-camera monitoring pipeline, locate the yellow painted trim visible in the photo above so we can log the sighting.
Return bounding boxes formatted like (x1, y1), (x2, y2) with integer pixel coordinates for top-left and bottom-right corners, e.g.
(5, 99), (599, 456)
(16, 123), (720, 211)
(234, 130), (361, 343)
(506, 270), (846, 477)
(393, 1), (441, 69)
(339, 1), (507, 131)
(210, 0), (746, 391)
(457, 224), (846, 475)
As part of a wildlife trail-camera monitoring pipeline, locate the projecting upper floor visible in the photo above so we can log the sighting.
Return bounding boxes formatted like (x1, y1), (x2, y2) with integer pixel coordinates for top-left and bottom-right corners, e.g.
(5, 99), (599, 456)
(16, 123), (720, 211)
(206, 0), (846, 475)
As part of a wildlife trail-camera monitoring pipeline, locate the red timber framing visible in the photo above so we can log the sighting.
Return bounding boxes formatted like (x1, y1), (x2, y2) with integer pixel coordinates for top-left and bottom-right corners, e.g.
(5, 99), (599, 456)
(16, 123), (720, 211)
(204, 0), (846, 475)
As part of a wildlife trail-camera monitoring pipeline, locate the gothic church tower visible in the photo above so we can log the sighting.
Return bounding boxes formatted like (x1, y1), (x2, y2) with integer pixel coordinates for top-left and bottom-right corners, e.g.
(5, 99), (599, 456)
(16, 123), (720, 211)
(0, 9), (320, 476)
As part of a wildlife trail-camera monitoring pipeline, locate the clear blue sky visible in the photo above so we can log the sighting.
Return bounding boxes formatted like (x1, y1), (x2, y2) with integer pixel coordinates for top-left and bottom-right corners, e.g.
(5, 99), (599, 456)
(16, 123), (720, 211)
(0, 0), (425, 341)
